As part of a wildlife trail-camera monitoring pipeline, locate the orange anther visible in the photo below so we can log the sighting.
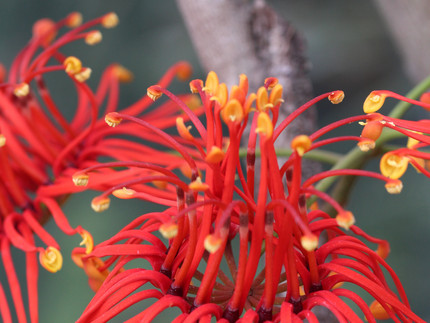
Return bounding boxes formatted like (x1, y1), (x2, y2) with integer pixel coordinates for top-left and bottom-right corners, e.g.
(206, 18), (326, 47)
(221, 99), (244, 124)
(79, 229), (94, 254)
(256, 87), (272, 111)
(64, 56), (82, 75)
(176, 62), (193, 81)
(300, 234), (318, 251)
(291, 135), (312, 156)
(269, 83), (284, 106)
(91, 196), (110, 212)
(336, 211), (355, 230)
(205, 146), (225, 163)
(363, 91), (387, 113)
(203, 71), (219, 95)
(66, 12), (83, 28)
(85, 30), (103, 45)
(264, 77), (278, 90)
(74, 68), (92, 82)
(112, 64), (133, 83)
(189, 177), (209, 192)
(105, 112), (122, 127)
(13, 83), (30, 97)
(176, 117), (194, 141)
(102, 12), (119, 28)
(380, 152), (408, 179)
(32, 18), (57, 46)
(385, 180), (403, 194)
(39, 247), (63, 273)
(204, 234), (223, 254)
(147, 85), (163, 101)
(255, 112), (273, 139)
(112, 187), (136, 199)
(72, 173), (89, 186)
(190, 79), (203, 93)
(370, 300), (391, 320)
(159, 222), (179, 239)
(328, 90), (345, 104)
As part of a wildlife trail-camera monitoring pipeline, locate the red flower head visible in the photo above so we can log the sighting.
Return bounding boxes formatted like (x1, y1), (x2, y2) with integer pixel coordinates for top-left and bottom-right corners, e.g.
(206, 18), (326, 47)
(0, 13), (197, 322)
(75, 73), (425, 322)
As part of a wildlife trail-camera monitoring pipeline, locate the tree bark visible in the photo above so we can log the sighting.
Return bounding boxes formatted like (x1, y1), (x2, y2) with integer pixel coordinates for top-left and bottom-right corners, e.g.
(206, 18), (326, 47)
(374, 0), (430, 83)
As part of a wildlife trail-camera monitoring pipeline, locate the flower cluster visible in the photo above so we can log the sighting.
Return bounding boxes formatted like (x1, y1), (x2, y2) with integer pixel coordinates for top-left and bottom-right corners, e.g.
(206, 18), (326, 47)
(0, 13), (196, 322)
(74, 72), (426, 322)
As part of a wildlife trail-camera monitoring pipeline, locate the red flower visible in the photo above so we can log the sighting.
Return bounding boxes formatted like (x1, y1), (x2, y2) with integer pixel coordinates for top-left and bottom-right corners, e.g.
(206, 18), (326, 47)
(0, 13), (196, 322)
(75, 73), (425, 322)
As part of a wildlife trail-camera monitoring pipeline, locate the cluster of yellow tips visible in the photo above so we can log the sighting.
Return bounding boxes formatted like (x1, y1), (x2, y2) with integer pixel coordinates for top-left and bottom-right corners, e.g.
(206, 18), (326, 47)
(39, 246), (63, 273)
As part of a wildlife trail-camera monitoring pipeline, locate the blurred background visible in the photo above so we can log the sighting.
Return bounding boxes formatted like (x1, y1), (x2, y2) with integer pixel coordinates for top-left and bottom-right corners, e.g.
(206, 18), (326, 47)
(0, 0), (429, 321)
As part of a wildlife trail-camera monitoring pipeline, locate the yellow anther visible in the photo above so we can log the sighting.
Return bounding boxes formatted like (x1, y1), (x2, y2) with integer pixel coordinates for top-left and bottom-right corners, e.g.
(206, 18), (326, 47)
(179, 163), (193, 179)
(291, 135), (312, 156)
(105, 112), (122, 127)
(64, 56), (82, 74)
(102, 12), (119, 28)
(39, 247), (63, 273)
(189, 177), (209, 192)
(0, 134), (6, 147)
(85, 30), (102, 45)
(72, 173), (89, 186)
(380, 153), (408, 179)
(369, 300), (391, 320)
(385, 180), (403, 194)
(221, 99), (244, 124)
(112, 187), (136, 199)
(204, 234), (223, 254)
(256, 87), (270, 111)
(357, 139), (375, 152)
(269, 83), (284, 106)
(74, 68), (92, 82)
(79, 229), (94, 254)
(66, 12), (83, 28)
(205, 146), (225, 163)
(112, 64), (133, 83)
(176, 117), (194, 141)
(336, 211), (355, 230)
(255, 112), (273, 139)
(363, 91), (387, 113)
(91, 196), (110, 212)
(203, 71), (219, 95)
(159, 222), (179, 239)
(210, 83), (228, 107)
(328, 90), (345, 104)
(300, 234), (318, 252)
(147, 85), (163, 101)
(13, 83), (30, 97)
(244, 92), (257, 115)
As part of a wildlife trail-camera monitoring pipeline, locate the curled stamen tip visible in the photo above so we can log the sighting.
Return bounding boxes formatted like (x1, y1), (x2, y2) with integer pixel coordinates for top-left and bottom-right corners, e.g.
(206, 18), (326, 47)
(112, 187), (136, 199)
(328, 90), (345, 104)
(204, 234), (223, 254)
(357, 140), (375, 152)
(13, 83), (30, 97)
(264, 77), (278, 89)
(380, 153), (408, 179)
(105, 112), (122, 127)
(74, 68), (92, 82)
(91, 196), (110, 212)
(159, 222), (178, 239)
(336, 211), (355, 230)
(72, 173), (89, 186)
(385, 180), (403, 194)
(190, 79), (203, 93)
(147, 85), (163, 101)
(85, 30), (103, 45)
(301, 234), (318, 251)
(102, 12), (119, 28)
(64, 56), (82, 74)
(79, 229), (94, 254)
(40, 247), (63, 273)
(291, 135), (312, 156)
(66, 12), (83, 27)
(176, 117), (194, 140)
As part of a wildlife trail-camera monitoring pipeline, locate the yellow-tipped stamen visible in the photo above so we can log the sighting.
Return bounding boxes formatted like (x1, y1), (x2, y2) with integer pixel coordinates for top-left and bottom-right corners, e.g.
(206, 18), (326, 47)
(203, 71), (219, 95)
(79, 229), (94, 254)
(269, 83), (284, 106)
(64, 56), (82, 74)
(105, 112), (122, 127)
(380, 153), (408, 179)
(291, 135), (312, 156)
(102, 12), (119, 28)
(13, 83), (30, 97)
(91, 196), (110, 212)
(72, 173), (89, 186)
(300, 234), (319, 252)
(112, 187), (136, 199)
(176, 117), (194, 140)
(205, 146), (225, 163)
(256, 87), (273, 111)
(210, 82), (228, 107)
(204, 234), (223, 254)
(255, 112), (273, 139)
(39, 247), (63, 273)
(328, 90), (345, 104)
(357, 139), (375, 152)
(85, 30), (102, 45)
(363, 91), (387, 113)
(159, 222), (179, 239)
(147, 85), (163, 101)
(385, 180), (403, 194)
(189, 177), (209, 192)
(66, 12), (83, 28)
(190, 79), (203, 93)
(74, 68), (92, 82)
(0, 134), (6, 147)
(336, 211), (355, 230)
(221, 99), (244, 124)
(112, 64), (133, 83)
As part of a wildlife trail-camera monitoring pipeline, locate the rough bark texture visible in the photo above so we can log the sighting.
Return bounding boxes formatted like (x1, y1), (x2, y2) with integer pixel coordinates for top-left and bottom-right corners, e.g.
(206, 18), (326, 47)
(374, 0), (430, 83)
(176, 0), (318, 178)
